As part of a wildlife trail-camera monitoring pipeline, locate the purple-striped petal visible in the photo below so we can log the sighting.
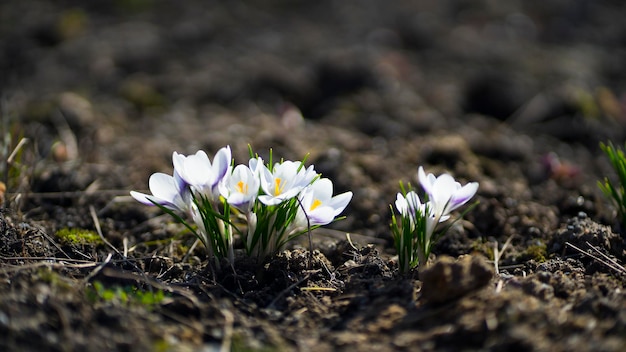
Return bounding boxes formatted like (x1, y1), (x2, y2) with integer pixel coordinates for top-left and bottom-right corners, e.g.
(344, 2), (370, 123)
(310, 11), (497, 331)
(448, 182), (479, 212)
(212, 146), (232, 186)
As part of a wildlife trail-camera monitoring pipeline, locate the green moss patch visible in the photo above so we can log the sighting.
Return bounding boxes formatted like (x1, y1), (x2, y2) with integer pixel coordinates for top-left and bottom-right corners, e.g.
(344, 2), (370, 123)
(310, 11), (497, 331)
(55, 227), (103, 246)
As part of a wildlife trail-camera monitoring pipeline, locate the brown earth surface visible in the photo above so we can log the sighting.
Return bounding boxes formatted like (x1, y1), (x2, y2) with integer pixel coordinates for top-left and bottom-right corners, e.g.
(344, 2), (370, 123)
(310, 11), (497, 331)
(1, 1), (626, 351)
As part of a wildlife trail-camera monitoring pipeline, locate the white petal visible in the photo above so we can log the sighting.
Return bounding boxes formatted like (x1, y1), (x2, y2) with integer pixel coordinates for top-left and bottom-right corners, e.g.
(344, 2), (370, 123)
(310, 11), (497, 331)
(183, 151), (212, 186)
(309, 178), (334, 201)
(173, 170), (187, 193)
(226, 193), (247, 207)
(172, 152), (185, 173)
(328, 191), (353, 216)
(259, 165), (276, 196)
(212, 146), (232, 185)
(258, 194), (284, 206)
(418, 167), (431, 195)
(449, 182), (479, 211)
(148, 173), (178, 202)
(405, 191), (422, 213)
(298, 164), (318, 186)
(308, 206), (336, 226)
(130, 191), (156, 206)
(433, 174), (457, 194)
(395, 193), (408, 214)
(280, 186), (303, 200)
(248, 157), (261, 174)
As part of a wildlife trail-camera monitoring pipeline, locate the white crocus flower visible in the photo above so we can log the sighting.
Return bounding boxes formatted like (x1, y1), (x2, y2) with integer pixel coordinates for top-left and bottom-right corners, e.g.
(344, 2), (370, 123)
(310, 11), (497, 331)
(416, 167), (478, 253)
(418, 166), (478, 222)
(173, 146), (232, 201)
(296, 178), (353, 226)
(219, 164), (260, 212)
(258, 160), (316, 206)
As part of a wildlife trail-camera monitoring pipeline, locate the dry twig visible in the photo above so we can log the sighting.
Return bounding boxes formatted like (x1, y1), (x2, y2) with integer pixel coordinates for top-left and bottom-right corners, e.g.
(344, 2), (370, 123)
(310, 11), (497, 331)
(89, 205), (124, 259)
(493, 235), (514, 275)
(566, 241), (625, 274)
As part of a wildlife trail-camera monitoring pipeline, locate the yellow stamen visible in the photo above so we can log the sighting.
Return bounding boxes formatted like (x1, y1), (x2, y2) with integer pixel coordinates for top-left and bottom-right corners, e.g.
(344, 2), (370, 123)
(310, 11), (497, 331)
(236, 181), (248, 194)
(310, 199), (322, 211)
(274, 178), (284, 196)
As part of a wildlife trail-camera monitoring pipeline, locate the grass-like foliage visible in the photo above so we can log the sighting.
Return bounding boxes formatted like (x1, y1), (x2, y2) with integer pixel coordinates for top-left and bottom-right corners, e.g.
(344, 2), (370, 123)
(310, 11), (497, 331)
(598, 141), (626, 233)
(390, 183), (429, 273)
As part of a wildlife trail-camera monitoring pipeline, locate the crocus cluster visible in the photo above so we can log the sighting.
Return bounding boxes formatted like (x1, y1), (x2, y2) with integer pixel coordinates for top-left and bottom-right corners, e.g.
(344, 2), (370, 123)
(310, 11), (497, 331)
(131, 146), (352, 266)
(391, 167), (478, 272)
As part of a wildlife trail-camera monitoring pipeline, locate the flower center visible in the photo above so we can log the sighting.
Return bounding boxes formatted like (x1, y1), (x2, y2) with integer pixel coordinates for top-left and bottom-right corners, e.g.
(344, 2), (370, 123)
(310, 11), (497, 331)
(310, 199), (322, 211)
(274, 178), (285, 196)
(236, 181), (248, 194)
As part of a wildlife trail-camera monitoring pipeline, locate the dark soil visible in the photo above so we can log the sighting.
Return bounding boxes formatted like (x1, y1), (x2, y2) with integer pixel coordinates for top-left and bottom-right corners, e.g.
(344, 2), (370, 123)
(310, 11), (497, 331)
(1, 1), (626, 351)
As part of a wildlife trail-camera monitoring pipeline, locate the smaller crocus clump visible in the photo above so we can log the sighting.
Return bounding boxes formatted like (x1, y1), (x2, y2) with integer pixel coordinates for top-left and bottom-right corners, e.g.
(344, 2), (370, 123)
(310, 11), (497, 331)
(391, 166), (478, 272)
(131, 146), (352, 266)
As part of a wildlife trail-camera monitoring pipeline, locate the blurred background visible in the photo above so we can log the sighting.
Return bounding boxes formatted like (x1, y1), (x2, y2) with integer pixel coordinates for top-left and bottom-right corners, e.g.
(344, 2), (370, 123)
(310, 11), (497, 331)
(1, 0), (625, 236)
(2, 0), (625, 133)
